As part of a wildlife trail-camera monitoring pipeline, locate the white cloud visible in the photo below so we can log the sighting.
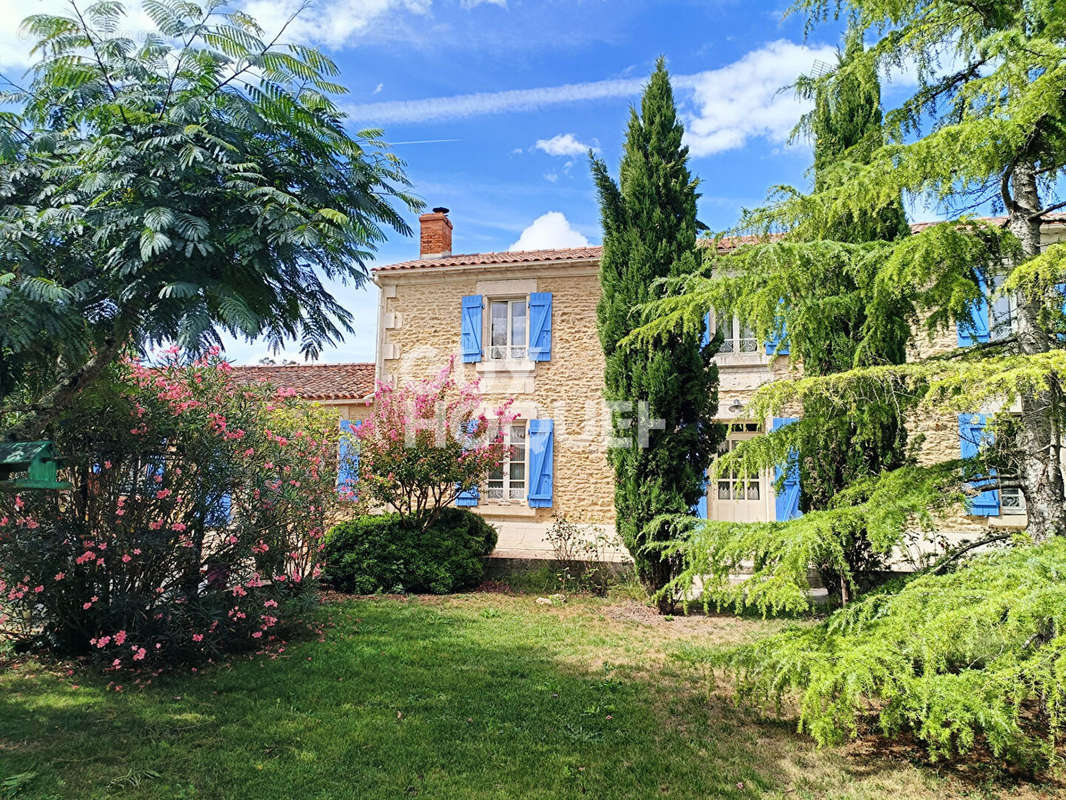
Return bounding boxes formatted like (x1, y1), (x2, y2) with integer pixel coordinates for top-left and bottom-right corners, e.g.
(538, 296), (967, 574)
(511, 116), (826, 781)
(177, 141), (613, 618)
(682, 40), (837, 157)
(509, 212), (590, 251)
(534, 133), (595, 157)
(344, 42), (837, 144)
(347, 74), (652, 124)
(373, 82), (384, 94)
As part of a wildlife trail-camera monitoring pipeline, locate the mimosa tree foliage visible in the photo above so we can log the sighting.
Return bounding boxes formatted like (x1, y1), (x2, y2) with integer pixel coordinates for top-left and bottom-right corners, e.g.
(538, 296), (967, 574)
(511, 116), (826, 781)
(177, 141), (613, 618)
(0, 0), (419, 439)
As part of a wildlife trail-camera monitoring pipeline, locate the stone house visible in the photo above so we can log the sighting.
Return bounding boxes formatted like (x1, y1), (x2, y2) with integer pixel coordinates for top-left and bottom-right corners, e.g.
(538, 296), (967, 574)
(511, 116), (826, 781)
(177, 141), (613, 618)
(239, 208), (1066, 561)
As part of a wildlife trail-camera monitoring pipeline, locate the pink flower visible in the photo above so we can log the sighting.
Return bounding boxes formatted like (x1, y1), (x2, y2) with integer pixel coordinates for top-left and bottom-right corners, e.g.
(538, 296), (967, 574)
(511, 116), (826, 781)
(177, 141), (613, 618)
(251, 631), (263, 639)
(192, 633), (204, 642)
(54, 572), (65, 581)
(33, 585), (43, 593)
(132, 648), (147, 661)
(171, 522), (187, 532)
(97, 636), (111, 648)
(122, 554), (132, 563)
(133, 548), (142, 555)
(155, 489), (172, 500)
(114, 630), (127, 645)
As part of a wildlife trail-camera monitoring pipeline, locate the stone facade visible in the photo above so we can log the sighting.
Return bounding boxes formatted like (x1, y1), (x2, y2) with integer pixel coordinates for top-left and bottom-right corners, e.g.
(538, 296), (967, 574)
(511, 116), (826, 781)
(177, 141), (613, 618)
(371, 214), (1066, 560)
(375, 257), (622, 558)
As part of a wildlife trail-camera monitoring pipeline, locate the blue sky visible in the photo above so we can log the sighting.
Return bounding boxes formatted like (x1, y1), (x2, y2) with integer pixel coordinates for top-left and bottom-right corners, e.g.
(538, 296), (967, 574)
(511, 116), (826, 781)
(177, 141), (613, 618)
(1, 0), (927, 364)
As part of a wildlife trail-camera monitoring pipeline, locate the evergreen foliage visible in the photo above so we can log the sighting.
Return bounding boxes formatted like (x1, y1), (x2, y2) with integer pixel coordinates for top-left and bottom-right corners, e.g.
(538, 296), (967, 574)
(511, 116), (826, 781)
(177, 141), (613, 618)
(693, 538), (1066, 770)
(0, 0), (419, 439)
(629, 0), (1066, 766)
(591, 59), (722, 609)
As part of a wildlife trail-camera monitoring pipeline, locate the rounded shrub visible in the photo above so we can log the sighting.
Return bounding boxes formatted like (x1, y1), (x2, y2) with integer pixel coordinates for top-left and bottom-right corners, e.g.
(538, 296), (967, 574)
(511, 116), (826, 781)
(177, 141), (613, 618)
(323, 508), (497, 595)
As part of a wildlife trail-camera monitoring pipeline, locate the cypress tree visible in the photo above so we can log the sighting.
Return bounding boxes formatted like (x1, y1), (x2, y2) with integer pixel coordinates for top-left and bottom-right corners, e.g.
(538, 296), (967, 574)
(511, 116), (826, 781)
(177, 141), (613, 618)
(592, 58), (722, 610)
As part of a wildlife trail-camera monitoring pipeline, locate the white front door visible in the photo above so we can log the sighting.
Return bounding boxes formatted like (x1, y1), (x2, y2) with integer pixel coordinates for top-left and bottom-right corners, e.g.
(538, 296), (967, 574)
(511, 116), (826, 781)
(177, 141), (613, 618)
(708, 423), (773, 523)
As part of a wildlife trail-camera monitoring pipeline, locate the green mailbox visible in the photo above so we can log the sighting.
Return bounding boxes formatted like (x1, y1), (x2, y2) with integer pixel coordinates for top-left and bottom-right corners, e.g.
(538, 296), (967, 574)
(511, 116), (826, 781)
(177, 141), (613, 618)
(0, 441), (72, 490)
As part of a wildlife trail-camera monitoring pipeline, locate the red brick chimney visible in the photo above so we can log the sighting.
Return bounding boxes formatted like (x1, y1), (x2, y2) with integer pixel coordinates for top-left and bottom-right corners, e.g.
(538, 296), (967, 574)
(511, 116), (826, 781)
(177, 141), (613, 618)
(419, 206), (452, 258)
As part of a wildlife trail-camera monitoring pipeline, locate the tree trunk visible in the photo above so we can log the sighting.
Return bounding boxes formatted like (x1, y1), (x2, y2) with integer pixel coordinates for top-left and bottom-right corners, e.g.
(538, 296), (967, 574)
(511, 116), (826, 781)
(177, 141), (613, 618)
(4, 329), (130, 442)
(1006, 164), (1066, 540)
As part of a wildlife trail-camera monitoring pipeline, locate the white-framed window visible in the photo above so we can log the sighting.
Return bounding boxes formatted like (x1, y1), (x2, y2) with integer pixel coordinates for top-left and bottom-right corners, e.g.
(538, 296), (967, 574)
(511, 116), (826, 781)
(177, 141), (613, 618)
(715, 311), (758, 353)
(715, 422), (763, 502)
(1000, 486), (1026, 516)
(487, 421), (527, 501)
(489, 298), (527, 360)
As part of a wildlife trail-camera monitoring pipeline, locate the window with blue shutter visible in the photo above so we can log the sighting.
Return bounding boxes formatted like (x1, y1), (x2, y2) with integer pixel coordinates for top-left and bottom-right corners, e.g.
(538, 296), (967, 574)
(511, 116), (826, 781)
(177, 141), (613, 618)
(461, 295), (483, 363)
(337, 419), (360, 500)
(701, 312), (711, 347)
(528, 292), (552, 361)
(957, 273), (992, 346)
(957, 413), (999, 516)
(771, 417), (801, 521)
(527, 419), (554, 508)
(456, 419), (480, 507)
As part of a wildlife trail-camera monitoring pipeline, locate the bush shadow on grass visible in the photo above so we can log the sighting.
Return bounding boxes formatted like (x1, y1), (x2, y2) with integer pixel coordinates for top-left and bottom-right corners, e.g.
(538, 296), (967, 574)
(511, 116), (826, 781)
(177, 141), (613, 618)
(0, 595), (1054, 800)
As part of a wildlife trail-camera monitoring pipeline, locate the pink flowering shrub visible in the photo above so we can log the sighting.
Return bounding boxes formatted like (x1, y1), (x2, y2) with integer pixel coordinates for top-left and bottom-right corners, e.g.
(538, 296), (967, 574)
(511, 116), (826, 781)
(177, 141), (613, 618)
(0, 352), (339, 669)
(351, 358), (515, 531)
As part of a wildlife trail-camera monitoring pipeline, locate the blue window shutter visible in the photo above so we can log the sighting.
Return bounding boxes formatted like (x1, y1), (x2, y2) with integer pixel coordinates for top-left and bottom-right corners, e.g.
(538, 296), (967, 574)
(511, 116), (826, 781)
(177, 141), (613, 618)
(527, 419), (554, 508)
(206, 492), (231, 527)
(957, 274), (991, 346)
(456, 419), (480, 507)
(694, 473), (708, 519)
(771, 417), (801, 521)
(461, 295), (483, 363)
(958, 413), (999, 516)
(765, 307), (789, 355)
(337, 419), (359, 500)
(1057, 283), (1066, 341)
(701, 312), (711, 348)
(529, 292), (552, 361)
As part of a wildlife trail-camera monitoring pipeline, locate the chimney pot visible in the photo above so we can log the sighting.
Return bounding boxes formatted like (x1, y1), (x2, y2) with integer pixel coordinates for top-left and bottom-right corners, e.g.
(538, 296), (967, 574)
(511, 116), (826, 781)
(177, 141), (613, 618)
(419, 206), (453, 259)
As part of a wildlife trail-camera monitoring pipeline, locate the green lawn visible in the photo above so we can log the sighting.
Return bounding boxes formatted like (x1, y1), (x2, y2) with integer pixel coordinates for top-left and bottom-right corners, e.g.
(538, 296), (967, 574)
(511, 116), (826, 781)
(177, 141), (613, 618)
(0, 592), (1056, 799)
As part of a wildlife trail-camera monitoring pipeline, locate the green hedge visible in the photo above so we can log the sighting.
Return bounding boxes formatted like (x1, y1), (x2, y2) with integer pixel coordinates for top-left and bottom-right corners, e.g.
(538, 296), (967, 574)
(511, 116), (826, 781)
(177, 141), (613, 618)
(322, 509), (498, 595)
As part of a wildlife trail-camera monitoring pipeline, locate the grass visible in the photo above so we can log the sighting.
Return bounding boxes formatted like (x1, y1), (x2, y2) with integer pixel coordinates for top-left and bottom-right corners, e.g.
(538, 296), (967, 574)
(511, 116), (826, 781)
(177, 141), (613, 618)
(0, 591), (1059, 800)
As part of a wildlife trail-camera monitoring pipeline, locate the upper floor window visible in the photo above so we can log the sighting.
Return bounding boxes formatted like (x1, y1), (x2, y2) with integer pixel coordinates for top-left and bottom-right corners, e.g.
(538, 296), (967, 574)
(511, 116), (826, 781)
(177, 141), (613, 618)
(487, 421), (527, 500)
(716, 311), (758, 354)
(489, 299), (527, 360)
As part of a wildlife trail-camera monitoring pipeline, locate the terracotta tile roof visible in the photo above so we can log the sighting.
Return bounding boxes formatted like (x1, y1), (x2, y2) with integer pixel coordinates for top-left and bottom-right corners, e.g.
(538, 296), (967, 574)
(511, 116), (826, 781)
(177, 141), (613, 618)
(374, 246), (603, 273)
(228, 363), (375, 402)
(374, 215), (1066, 275)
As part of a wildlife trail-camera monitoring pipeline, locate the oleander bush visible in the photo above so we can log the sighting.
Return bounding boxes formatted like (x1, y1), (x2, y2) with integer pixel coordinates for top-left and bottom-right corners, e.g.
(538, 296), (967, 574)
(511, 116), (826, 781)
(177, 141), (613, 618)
(323, 509), (497, 595)
(0, 352), (339, 669)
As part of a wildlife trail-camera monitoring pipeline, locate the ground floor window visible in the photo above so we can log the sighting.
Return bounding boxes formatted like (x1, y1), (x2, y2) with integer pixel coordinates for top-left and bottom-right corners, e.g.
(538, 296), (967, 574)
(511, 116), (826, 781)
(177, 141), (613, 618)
(487, 421), (527, 501)
(715, 423), (762, 501)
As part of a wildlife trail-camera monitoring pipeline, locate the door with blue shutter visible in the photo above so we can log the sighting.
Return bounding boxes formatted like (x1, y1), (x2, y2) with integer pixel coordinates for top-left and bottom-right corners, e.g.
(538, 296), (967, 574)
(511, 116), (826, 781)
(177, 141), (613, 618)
(771, 417), (801, 521)
(527, 419), (554, 508)
(957, 273), (992, 346)
(337, 419), (360, 500)
(461, 295), (483, 363)
(957, 413), (999, 515)
(528, 292), (552, 361)
(456, 420), (480, 507)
